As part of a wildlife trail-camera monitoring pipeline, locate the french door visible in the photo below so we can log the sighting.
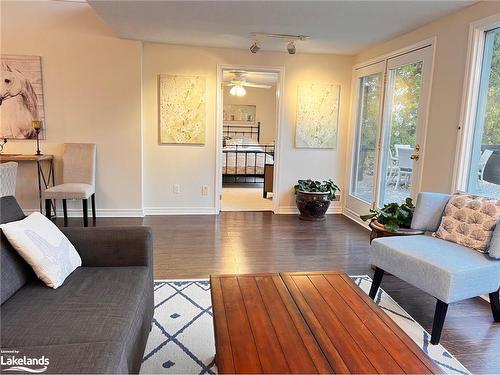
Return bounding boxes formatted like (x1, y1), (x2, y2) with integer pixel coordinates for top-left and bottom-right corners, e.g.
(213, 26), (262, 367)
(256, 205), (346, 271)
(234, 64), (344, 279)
(347, 46), (433, 218)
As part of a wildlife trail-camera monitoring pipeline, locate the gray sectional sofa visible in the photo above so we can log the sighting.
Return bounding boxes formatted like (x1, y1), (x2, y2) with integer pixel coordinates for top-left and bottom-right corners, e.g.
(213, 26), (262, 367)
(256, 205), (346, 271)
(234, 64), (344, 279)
(0, 196), (153, 373)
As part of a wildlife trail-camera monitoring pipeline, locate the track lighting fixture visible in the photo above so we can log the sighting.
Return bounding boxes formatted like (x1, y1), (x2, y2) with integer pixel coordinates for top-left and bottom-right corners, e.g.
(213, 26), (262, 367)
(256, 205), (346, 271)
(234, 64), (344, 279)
(249, 42), (260, 54)
(249, 32), (309, 54)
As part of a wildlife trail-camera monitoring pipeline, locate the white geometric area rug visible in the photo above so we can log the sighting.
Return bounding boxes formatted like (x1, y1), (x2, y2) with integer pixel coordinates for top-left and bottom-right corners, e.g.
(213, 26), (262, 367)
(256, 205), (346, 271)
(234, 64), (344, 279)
(140, 276), (469, 375)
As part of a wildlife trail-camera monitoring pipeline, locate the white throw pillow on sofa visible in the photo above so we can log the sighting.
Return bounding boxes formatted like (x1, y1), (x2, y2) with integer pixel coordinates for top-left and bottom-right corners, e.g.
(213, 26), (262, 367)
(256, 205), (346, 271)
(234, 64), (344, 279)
(0, 212), (81, 288)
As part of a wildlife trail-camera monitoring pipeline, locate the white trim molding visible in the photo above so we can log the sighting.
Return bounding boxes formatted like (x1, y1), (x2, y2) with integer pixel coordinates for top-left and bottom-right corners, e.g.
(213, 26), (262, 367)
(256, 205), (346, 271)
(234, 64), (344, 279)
(453, 13), (500, 193)
(23, 208), (145, 218)
(342, 207), (371, 230)
(143, 207), (218, 215)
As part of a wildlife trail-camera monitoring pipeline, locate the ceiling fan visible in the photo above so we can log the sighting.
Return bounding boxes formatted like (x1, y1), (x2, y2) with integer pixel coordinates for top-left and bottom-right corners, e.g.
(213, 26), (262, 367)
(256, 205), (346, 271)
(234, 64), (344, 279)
(224, 71), (272, 96)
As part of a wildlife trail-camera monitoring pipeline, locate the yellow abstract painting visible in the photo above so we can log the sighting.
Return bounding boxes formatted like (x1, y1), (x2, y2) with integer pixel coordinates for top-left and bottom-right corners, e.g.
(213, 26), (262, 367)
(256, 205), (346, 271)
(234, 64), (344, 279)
(159, 75), (206, 144)
(296, 83), (340, 149)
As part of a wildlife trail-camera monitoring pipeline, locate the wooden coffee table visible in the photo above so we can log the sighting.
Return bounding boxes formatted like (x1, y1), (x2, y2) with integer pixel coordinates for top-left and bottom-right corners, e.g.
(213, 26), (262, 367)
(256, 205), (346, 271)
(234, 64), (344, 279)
(211, 272), (440, 374)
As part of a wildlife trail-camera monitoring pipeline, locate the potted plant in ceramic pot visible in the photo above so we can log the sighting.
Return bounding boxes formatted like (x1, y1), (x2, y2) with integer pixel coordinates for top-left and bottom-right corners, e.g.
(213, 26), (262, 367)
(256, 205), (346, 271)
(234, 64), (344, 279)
(360, 198), (423, 243)
(360, 198), (415, 232)
(294, 179), (340, 221)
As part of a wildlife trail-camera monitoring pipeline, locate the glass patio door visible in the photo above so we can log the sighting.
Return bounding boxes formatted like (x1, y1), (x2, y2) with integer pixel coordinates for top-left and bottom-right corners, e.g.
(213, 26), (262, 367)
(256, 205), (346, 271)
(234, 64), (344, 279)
(377, 47), (433, 206)
(347, 62), (385, 216)
(346, 46), (433, 219)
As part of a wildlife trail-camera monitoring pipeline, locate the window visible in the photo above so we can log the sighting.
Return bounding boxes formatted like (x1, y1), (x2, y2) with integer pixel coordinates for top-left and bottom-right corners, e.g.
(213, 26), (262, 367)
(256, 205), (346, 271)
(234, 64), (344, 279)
(456, 17), (500, 199)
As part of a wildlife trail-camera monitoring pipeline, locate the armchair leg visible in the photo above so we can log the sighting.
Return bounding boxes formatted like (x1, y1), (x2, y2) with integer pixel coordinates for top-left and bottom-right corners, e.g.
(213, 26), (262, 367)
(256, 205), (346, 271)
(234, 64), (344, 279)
(369, 267), (384, 300)
(431, 300), (448, 345)
(490, 289), (500, 322)
(91, 193), (96, 224)
(82, 199), (88, 227)
(62, 199), (68, 227)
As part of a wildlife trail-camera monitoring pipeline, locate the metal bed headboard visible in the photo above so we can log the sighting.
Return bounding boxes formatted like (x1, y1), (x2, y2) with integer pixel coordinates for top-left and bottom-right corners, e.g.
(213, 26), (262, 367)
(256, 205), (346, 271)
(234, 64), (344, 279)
(223, 122), (260, 143)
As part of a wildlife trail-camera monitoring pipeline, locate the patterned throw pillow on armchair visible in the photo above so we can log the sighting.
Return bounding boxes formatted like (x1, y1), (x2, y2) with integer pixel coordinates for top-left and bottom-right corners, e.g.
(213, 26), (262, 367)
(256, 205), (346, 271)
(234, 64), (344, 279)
(434, 193), (500, 254)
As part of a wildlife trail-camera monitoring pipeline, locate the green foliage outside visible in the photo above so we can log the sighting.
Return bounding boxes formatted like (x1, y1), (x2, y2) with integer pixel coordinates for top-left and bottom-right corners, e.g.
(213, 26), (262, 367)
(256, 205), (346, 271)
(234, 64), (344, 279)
(483, 32), (500, 146)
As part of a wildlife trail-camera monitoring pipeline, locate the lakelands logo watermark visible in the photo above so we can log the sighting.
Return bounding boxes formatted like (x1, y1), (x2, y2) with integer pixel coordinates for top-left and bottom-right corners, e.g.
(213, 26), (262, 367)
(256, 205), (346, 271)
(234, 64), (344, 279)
(1, 350), (49, 373)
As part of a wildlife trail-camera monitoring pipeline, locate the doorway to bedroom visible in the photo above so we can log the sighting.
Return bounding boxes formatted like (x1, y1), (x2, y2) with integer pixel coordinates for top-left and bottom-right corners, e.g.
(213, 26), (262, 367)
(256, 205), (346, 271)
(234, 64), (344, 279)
(217, 67), (281, 212)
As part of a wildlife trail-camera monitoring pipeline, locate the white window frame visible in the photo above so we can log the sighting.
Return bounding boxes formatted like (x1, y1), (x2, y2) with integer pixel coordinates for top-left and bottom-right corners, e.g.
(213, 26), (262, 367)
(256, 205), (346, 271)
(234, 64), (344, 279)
(453, 13), (500, 193)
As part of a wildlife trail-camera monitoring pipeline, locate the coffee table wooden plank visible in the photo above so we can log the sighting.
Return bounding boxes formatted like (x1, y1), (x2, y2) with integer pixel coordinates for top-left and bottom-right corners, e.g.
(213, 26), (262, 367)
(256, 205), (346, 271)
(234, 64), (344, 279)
(324, 275), (435, 373)
(286, 274), (378, 373)
(219, 276), (263, 373)
(337, 274), (440, 373)
(308, 275), (404, 373)
(280, 274), (352, 374)
(237, 276), (291, 373)
(210, 276), (235, 373)
(256, 275), (332, 373)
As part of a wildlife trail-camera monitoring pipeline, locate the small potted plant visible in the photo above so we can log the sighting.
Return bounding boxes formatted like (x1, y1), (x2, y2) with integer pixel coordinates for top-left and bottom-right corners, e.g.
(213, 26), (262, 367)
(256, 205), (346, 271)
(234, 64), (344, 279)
(360, 198), (415, 233)
(294, 179), (340, 221)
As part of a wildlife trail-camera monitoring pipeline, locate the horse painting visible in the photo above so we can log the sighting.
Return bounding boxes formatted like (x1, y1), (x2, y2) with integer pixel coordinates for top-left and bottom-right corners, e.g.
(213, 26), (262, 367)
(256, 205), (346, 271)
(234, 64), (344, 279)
(0, 56), (44, 139)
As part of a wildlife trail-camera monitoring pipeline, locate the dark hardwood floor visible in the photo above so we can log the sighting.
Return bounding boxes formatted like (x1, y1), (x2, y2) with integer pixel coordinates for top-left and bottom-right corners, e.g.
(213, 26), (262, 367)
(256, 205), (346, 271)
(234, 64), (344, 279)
(58, 212), (500, 374)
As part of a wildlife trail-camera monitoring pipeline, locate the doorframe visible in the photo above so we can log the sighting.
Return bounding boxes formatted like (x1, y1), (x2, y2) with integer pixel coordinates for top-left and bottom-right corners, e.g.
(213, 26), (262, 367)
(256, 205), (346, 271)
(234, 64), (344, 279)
(452, 13), (500, 193)
(215, 64), (285, 213)
(344, 37), (436, 224)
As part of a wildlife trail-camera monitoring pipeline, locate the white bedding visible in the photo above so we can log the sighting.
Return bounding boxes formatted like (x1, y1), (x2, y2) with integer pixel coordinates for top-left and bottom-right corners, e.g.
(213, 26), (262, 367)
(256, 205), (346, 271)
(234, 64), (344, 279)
(222, 143), (274, 175)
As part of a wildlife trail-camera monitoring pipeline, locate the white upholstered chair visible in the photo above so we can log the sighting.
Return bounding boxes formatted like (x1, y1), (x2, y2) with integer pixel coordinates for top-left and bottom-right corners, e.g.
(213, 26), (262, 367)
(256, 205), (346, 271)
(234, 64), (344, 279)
(44, 143), (96, 227)
(0, 162), (18, 197)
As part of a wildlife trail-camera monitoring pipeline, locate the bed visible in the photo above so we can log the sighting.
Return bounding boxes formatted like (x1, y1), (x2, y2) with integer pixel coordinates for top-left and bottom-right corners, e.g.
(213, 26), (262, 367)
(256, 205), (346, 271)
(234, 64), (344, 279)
(222, 123), (274, 184)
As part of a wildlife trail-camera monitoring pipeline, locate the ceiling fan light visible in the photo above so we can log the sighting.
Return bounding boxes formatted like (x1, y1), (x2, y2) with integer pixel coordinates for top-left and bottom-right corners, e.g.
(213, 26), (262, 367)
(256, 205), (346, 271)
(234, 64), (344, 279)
(230, 85), (246, 96)
(287, 41), (296, 54)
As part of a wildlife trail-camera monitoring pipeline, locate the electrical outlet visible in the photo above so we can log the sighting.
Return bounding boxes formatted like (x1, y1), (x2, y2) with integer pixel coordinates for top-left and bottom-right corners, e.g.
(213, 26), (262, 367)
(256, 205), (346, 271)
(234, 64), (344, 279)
(201, 185), (209, 196)
(173, 184), (180, 194)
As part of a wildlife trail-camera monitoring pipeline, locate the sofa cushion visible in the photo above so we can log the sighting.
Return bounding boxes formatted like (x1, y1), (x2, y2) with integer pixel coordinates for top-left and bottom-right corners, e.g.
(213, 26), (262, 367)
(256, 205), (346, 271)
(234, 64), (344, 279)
(0, 196), (25, 224)
(411, 192), (451, 232)
(0, 212), (82, 289)
(434, 194), (500, 252)
(0, 196), (33, 305)
(371, 235), (500, 304)
(1, 266), (152, 373)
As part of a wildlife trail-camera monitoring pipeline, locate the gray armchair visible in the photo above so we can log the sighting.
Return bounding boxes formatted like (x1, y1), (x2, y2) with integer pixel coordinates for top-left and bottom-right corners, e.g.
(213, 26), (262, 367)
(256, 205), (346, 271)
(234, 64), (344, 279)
(369, 192), (500, 344)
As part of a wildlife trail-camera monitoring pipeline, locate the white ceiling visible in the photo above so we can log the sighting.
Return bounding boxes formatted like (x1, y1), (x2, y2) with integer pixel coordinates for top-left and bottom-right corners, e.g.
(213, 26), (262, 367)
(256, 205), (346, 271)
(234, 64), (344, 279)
(88, 1), (475, 55)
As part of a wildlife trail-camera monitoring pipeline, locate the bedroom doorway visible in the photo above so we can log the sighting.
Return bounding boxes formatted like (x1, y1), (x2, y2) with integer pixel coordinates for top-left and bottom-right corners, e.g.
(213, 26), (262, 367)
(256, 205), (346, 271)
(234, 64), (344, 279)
(216, 66), (282, 212)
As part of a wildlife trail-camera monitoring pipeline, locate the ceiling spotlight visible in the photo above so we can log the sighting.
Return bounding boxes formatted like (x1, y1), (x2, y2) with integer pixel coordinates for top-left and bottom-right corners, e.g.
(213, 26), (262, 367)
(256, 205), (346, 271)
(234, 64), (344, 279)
(249, 42), (260, 54)
(287, 41), (296, 55)
(230, 85), (247, 97)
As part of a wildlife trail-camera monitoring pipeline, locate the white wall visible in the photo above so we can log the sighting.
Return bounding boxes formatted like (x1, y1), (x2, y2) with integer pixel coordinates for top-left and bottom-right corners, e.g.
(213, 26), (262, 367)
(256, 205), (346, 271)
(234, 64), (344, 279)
(1, 1), (143, 215)
(223, 85), (277, 144)
(354, 1), (500, 194)
(142, 43), (354, 213)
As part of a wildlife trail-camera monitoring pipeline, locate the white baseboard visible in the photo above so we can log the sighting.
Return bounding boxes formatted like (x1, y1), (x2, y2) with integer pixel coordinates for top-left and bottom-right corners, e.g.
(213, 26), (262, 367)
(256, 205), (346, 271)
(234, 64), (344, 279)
(342, 206), (371, 230)
(143, 207), (218, 215)
(23, 208), (145, 218)
(277, 202), (342, 215)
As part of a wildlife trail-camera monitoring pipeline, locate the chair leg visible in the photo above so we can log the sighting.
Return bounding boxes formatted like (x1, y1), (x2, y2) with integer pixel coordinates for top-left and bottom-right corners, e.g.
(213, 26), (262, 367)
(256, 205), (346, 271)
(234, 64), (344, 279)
(369, 267), (384, 300)
(62, 199), (68, 227)
(490, 289), (500, 322)
(45, 199), (51, 219)
(431, 300), (448, 345)
(91, 193), (96, 224)
(82, 199), (88, 227)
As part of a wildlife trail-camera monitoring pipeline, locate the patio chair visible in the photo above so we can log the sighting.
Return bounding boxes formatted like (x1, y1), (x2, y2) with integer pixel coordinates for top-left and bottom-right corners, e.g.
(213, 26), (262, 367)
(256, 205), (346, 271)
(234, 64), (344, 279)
(395, 147), (414, 188)
(479, 149), (494, 181)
